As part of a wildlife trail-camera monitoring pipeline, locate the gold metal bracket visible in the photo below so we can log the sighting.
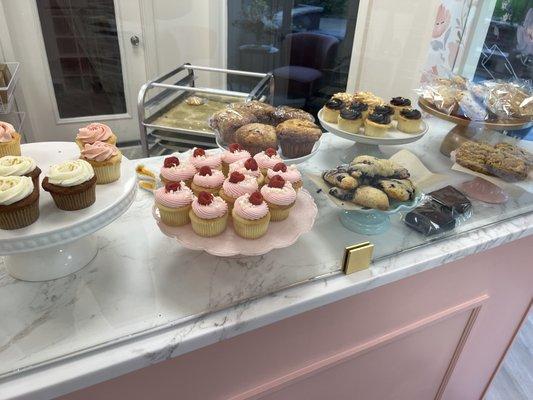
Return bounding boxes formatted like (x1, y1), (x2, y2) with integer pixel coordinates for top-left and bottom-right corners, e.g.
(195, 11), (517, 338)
(342, 242), (374, 275)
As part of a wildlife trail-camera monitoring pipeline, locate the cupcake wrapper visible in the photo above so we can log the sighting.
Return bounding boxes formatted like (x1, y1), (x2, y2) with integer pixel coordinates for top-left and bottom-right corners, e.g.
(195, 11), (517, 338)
(0, 140), (21, 157)
(266, 201), (294, 221)
(222, 162), (230, 177)
(93, 162), (121, 184)
(0, 198), (39, 230)
(191, 182), (222, 196)
(232, 212), (270, 239)
(160, 175), (193, 187)
(218, 189), (236, 212)
(49, 184), (96, 211)
(189, 210), (228, 237)
(157, 203), (191, 227)
(280, 141), (315, 159)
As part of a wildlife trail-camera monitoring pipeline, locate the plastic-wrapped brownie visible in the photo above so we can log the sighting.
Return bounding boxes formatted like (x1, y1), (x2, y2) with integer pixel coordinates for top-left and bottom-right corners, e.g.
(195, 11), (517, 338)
(273, 106), (315, 124)
(404, 201), (456, 236)
(429, 185), (472, 219)
(229, 100), (276, 124)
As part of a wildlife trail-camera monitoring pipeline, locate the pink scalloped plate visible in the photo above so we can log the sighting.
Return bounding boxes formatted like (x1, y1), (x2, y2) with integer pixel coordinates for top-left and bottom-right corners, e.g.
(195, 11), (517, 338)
(153, 189), (318, 256)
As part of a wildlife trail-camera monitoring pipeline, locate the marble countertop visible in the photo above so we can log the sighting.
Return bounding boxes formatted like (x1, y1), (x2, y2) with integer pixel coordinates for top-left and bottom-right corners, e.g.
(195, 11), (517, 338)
(1, 118), (533, 400)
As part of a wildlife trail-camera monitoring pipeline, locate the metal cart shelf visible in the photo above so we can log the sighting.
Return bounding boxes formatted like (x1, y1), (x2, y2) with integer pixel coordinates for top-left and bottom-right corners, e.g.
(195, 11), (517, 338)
(138, 63), (273, 157)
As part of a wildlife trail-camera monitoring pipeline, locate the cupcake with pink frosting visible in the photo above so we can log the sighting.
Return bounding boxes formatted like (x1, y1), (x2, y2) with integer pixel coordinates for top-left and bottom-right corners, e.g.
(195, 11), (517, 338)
(266, 162), (302, 191)
(221, 143), (250, 175)
(218, 171), (259, 211)
(189, 147), (222, 170)
(228, 157), (264, 186)
(160, 156), (196, 186)
(260, 175), (297, 221)
(0, 121), (21, 157)
(253, 147), (282, 175)
(80, 141), (122, 184)
(155, 182), (194, 226)
(76, 123), (117, 149)
(189, 191), (228, 237)
(232, 192), (271, 239)
(191, 166), (225, 196)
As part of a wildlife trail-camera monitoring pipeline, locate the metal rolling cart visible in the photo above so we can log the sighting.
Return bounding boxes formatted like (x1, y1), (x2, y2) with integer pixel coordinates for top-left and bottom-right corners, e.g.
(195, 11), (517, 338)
(138, 63), (273, 157)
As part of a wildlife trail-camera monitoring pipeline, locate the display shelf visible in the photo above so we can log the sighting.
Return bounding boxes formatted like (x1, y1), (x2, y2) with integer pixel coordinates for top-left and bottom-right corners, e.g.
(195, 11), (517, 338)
(0, 62), (20, 114)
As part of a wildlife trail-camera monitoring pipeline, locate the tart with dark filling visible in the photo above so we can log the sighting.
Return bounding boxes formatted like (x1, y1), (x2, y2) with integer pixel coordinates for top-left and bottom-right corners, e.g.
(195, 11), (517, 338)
(364, 112), (392, 137)
(397, 108), (423, 133)
(337, 108), (362, 133)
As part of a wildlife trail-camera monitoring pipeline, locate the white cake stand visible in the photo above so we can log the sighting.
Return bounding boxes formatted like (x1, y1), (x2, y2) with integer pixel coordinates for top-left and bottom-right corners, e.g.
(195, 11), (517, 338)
(318, 109), (429, 163)
(0, 142), (136, 281)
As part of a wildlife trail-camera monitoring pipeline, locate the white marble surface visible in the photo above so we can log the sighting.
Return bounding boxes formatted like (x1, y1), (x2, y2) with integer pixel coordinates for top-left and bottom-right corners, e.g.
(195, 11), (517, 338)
(1, 118), (533, 400)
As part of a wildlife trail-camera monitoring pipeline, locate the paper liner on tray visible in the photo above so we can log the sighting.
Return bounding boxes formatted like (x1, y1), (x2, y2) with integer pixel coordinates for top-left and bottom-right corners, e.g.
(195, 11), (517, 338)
(309, 150), (447, 211)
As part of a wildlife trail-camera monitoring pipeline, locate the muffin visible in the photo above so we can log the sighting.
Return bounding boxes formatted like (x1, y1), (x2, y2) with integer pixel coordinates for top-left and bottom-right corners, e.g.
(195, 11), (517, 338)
(75, 122), (117, 149)
(159, 156), (196, 186)
(397, 108), (423, 134)
(253, 147), (283, 175)
(80, 141), (122, 184)
(260, 175), (297, 221)
(219, 171), (259, 211)
(230, 100), (276, 124)
(273, 106), (315, 124)
(389, 97), (412, 120)
(235, 123), (278, 156)
(349, 101), (369, 120)
(42, 159), (97, 211)
(209, 108), (257, 144)
(189, 147), (222, 170)
(189, 191), (228, 237)
(337, 108), (363, 134)
(155, 181), (193, 227)
(232, 192), (271, 239)
(0, 176), (39, 230)
(191, 166), (225, 195)
(0, 156), (41, 187)
(229, 157), (264, 186)
(221, 143), (250, 175)
(364, 112), (392, 137)
(321, 98), (345, 123)
(265, 162), (303, 191)
(0, 121), (21, 157)
(276, 119), (322, 158)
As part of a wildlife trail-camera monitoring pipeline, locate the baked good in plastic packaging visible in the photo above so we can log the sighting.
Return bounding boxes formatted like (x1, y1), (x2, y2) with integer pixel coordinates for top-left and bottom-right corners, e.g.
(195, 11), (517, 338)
(209, 108), (258, 144)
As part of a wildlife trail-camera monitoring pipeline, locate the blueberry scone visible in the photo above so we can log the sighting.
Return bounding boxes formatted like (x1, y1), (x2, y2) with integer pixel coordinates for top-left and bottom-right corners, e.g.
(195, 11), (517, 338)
(378, 179), (415, 201)
(352, 186), (390, 211)
(322, 168), (359, 190)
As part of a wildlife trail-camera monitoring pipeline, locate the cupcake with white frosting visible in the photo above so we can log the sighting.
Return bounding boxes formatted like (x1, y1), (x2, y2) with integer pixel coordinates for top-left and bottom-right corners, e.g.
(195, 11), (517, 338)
(80, 141), (122, 184)
(0, 156), (41, 187)
(42, 159), (97, 210)
(0, 176), (39, 230)
(0, 121), (21, 157)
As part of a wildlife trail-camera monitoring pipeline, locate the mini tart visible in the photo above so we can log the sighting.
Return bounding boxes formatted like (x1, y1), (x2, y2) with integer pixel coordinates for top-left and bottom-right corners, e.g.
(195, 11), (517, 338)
(0, 131), (21, 157)
(231, 193), (271, 239)
(155, 182), (193, 227)
(397, 108), (423, 133)
(80, 146), (122, 184)
(0, 156), (41, 188)
(337, 108), (362, 133)
(322, 98), (344, 123)
(364, 112), (391, 137)
(389, 97), (412, 119)
(0, 176), (39, 230)
(276, 119), (322, 159)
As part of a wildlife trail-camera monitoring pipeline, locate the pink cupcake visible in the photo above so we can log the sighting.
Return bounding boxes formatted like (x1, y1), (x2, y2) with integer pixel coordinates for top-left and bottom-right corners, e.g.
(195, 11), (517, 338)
(229, 157), (264, 186)
(266, 162), (302, 191)
(155, 182), (194, 226)
(160, 156), (197, 186)
(260, 175), (297, 221)
(191, 166), (225, 196)
(232, 192), (271, 239)
(221, 143), (251, 175)
(189, 147), (222, 170)
(189, 191), (228, 237)
(76, 122), (117, 149)
(218, 171), (258, 210)
(253, 147), (282, 175)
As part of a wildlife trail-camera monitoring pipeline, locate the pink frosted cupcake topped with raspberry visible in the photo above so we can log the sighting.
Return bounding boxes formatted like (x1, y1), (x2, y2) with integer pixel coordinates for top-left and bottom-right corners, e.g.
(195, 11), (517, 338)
(253, 147), (282, 174)
(219, 171), (258, 210)
(266, 162), (302, 191)
(189, 147), (222, 170)
(229, 157), (264, 186)
(159, 156), (197, 185)
(191, 166), (225, 195)
(221, 143), (250, 175)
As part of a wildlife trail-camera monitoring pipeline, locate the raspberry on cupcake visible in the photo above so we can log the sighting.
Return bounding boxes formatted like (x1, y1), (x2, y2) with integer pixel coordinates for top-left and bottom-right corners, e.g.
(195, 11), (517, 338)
(260, 175), (297, 221)
(265, 162), (303, 191)
(221, 143), (250, 175)
(232, 191), (270, 239)
(160, 156), (196, 186)
(189, 147), (222, 170)
(191, 166), (225, 196)
(218, 171), (258, 211)
(189, 191), (228, 237)
(155, 181), (194, 226)
(253, 147), (282, 175)
(229, 157), (264, 186)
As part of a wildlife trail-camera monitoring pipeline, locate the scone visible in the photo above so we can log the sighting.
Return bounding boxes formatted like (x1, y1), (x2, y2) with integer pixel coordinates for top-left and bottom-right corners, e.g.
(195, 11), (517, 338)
(364, 112), (391, 137)
(235, 123), (278, 155)
(378, 179), (415, 201)
(276, 118), (322, 158)
(321, 98), (345, 123)
(352, 186), (389, 210)
(230, 100), (276, 124)
(209, 108), (257, 144)
(273, 106), (315, 124)
(322, 168), (359, 190)
(397, 108), (423, 133)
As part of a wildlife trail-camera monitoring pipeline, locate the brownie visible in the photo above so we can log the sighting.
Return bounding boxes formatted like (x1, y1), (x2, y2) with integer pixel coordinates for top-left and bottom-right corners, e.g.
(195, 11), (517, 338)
(404, 202), (456, 236)
(429, 185), (472, 217)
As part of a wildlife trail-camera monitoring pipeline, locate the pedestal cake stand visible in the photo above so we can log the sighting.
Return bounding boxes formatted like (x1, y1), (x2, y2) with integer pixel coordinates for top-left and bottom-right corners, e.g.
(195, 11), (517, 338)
(0, 142), (136, 281)
(318, 109), (429, 163)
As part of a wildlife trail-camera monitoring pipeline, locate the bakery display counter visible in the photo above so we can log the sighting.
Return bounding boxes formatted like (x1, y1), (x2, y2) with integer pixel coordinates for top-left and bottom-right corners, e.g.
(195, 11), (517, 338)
(1, 117), (533, 399)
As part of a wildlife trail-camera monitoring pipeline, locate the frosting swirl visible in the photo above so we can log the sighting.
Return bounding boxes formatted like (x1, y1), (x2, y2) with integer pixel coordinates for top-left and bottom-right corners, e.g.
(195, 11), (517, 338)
(0, 176), (33, 205)
(400, 108), (422, 120)
(81, 141), (119, 162)
(77, 123), (113, 144)
(390, 97), (411, 106)
(189, 148), (222, 169)
(325, 98), (344, 110)
(222, 148), (250, 164)
(266, 165), (301, 184)
(0, 121), (15, 142)
(222, 175), (258, 199)
(192, 169), (225, 188)
(229, 159), (262, 178)
(260, 181), (297, 206)
(368, 112), (391, 125)
(373, 105), (394, 116)
(46, 159), (94, 187)
(349, 101), (368, 112)
(155, 182), (193, 208)
(160, 160), (196, 182)
(253, 151), (282, 170)
(191, 195), (227, 219)
(0, 156), (36, 176)
(339, 108), (362, 120)
(233, 193), (269, 220)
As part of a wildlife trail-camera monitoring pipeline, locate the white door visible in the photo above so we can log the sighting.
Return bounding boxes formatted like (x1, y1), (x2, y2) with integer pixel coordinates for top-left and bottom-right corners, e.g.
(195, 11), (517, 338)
(1, 0), (146, 143)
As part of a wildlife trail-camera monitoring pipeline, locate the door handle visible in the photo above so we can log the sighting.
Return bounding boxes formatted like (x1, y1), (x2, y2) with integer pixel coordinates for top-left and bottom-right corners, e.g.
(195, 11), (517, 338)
(130, 35), (140, 47)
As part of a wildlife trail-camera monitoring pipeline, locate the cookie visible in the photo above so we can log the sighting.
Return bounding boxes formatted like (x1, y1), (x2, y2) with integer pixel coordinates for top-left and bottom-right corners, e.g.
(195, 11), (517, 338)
(353, 186), (390, 211)
(378, 179), (415, 201)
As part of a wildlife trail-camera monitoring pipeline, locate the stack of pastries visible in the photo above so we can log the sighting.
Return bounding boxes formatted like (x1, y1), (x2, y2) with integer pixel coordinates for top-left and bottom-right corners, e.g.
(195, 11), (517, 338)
(321, 92), (424, 136)
(0, 121), (122, 230)
(210, 101), (322, 159)
(154, 145), (303, 239)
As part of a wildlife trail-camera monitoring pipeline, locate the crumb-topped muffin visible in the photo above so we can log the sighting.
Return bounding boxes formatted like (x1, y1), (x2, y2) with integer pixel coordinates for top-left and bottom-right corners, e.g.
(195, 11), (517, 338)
(230, 100), (276, 124)
(273, 106), (315, 124)
(235, 123), (278, 156)
(276, 119), (322, 158)
(209, 108), (257, 144)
